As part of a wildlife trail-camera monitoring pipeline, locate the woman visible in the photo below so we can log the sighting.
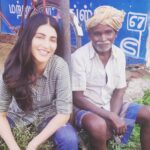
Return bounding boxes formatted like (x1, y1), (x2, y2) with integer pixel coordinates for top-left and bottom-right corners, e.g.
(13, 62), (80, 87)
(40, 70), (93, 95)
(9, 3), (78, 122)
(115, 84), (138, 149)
(0, 13), (78, 150)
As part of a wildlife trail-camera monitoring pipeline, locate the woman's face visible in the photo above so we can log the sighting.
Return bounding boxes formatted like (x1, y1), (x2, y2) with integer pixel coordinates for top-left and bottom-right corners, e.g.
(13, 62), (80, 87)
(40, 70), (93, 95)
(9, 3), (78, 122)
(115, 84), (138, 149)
(31, 23), (57, 68)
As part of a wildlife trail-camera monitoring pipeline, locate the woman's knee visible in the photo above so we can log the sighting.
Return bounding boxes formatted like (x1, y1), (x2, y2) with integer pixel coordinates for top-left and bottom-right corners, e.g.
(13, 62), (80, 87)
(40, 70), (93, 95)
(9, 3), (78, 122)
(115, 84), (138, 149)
(53, 123), (78, 149)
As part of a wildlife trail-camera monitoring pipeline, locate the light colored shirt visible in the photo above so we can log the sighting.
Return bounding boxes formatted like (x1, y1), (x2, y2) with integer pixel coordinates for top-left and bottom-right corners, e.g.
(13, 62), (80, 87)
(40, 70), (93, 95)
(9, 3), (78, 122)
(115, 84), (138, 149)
(0, 55), (72, 127)
(71, 42), (126, 110)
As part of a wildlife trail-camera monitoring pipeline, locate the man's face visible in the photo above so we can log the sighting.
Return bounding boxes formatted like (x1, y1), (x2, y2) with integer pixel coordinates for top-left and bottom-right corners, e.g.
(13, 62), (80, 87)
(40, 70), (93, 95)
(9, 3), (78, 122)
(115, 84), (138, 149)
(89, 24), (117, 53)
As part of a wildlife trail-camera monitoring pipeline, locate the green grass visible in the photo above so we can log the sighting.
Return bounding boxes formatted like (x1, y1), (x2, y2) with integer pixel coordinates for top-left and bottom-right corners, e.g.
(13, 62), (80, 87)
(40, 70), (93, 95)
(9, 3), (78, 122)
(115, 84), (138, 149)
(107, 125), (141, 150)
(0, 90), (150, 149)
(0, 124), (55, 150)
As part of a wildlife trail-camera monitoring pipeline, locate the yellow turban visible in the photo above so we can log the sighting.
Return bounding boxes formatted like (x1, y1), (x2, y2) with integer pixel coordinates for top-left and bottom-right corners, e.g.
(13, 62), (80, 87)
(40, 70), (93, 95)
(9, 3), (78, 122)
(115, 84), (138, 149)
(86, 5), (125, 31)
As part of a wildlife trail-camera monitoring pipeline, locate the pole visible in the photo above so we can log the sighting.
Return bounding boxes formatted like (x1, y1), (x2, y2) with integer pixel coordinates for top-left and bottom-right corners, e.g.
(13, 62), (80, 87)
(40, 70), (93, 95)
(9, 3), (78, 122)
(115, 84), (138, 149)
(44, 0), (71, 67)
(59, 0), (71, 67)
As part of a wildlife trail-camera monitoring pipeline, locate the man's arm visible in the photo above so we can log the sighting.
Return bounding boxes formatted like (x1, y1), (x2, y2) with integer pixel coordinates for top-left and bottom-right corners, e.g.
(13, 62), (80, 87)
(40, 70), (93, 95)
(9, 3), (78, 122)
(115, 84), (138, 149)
(73, 91), (126, 135)
(110, 87), (126, 114)
(73, 91), (114, 120)
(110, 48), (127, 114)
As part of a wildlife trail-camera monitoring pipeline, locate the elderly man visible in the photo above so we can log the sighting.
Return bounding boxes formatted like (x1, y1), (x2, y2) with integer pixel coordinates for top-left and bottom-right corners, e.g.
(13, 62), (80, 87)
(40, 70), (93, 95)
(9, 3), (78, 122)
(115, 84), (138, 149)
(71, 5), (150, 150)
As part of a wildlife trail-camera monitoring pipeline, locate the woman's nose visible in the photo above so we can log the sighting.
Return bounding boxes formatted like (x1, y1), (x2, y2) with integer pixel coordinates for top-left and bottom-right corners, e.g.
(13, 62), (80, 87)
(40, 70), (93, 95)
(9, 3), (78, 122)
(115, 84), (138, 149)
(43, 39), (51, 49)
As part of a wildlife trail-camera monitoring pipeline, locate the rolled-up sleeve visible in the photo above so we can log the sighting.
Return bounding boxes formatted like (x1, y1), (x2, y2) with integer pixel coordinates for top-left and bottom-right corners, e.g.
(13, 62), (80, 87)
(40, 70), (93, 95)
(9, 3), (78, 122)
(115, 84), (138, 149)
(0, 75), (12, 112)
(71, 52), (87, 91)
(116, 51), (127, 89)
(55, 59), (72, 114)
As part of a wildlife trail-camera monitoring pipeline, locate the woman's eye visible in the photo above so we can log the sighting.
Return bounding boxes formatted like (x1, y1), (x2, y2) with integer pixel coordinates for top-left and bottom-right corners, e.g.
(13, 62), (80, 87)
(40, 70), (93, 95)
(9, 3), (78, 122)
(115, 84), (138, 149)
(51, 38), (57, 43)
(36, 36), (44, 39)
(34, 33), (45, 39)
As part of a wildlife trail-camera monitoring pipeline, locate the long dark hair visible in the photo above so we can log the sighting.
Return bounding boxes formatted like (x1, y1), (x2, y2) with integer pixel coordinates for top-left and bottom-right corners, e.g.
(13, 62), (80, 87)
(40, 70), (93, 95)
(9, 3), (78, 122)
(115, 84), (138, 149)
(3, 13), (61, 112)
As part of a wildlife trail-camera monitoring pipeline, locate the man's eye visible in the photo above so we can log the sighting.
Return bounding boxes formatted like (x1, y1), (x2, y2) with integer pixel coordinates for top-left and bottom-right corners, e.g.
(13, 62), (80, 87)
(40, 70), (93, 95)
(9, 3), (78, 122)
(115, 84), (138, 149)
(93, 32), (100, 36)
(105, 30), (114, 35)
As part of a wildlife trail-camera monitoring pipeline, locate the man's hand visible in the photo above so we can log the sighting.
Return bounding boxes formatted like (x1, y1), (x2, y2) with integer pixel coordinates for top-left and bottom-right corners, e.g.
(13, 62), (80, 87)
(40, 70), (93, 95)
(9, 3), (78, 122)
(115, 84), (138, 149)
(108, 112), (127, 136)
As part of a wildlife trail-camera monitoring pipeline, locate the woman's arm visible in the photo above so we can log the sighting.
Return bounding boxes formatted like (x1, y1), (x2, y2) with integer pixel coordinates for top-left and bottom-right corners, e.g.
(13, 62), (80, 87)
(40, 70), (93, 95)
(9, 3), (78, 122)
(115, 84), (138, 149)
(27, 58), (72, 150)
(0, 112), (20, 150)
(26, 113), (70, 150)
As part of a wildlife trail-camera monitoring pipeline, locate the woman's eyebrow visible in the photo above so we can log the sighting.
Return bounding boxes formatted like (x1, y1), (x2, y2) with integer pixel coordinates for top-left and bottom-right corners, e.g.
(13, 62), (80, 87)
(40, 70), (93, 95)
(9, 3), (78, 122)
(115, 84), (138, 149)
(35, 33), (57, 39)
(35, 33), (45, 36)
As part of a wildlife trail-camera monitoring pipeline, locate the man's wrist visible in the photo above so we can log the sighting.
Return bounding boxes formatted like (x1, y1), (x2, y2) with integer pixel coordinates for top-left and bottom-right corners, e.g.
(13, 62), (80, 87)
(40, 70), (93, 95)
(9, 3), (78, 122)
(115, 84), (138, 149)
(107, 111), (117, 121)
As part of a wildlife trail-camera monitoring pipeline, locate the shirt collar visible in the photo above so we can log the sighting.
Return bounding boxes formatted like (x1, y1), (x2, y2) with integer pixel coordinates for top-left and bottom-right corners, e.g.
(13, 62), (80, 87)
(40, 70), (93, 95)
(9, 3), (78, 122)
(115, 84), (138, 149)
(111, 44), (118, 59)
(42, 57), (53, 78)
(89, 41), (96, 59)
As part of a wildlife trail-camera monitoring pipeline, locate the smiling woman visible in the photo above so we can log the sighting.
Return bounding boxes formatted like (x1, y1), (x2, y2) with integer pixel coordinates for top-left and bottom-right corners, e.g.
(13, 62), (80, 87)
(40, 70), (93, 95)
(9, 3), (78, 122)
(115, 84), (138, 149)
(31, 24), (58, 74)
(0, 13), (78, 150)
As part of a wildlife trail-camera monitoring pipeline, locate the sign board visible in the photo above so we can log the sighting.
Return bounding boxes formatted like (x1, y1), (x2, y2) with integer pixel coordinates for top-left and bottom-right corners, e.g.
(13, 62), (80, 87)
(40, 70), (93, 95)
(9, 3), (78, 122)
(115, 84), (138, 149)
(70, 0), (150, 65)
(0, 0), (150, 65)
(0, 0), (31, 34)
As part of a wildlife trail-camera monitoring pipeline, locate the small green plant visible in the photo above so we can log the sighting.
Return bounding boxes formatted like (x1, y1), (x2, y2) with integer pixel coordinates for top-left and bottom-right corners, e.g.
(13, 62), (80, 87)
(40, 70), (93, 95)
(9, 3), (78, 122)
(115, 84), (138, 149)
(0, 124), (55, 150)
(137, 89), (150, 105)
(107, 125), (141, 150)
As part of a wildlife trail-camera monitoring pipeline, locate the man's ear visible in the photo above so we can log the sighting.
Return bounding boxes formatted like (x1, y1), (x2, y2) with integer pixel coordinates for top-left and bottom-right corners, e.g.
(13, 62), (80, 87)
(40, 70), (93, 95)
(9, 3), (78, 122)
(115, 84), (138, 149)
(87, 30), (91, 35)
(87, 29), (92, 39)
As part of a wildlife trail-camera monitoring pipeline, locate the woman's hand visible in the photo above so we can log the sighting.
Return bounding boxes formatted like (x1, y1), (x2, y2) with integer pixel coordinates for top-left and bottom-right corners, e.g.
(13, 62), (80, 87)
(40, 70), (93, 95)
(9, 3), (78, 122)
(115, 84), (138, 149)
(26, 114), (70, 150)
(26, 140), (38, 150)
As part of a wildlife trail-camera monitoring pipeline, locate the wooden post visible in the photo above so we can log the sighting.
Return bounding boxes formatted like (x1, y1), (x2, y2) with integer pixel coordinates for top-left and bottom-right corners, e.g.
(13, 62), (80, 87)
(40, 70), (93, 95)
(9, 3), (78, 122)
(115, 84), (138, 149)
(59, 0), (71, 66)
(46, 0), (71, 67)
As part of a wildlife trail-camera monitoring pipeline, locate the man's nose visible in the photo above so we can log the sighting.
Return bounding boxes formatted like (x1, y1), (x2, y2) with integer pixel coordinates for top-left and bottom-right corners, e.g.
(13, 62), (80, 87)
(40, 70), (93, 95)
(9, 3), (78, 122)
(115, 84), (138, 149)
(100, 34), (107, 41)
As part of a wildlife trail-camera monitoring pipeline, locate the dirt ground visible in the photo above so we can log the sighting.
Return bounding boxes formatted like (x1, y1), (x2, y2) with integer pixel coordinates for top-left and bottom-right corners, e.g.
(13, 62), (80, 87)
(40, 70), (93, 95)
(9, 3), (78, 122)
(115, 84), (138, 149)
(0, 34), (150, 101)
(0, 42), (12, 71)
(125, 69), (150, 101)
(0, 34), (15, 71)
